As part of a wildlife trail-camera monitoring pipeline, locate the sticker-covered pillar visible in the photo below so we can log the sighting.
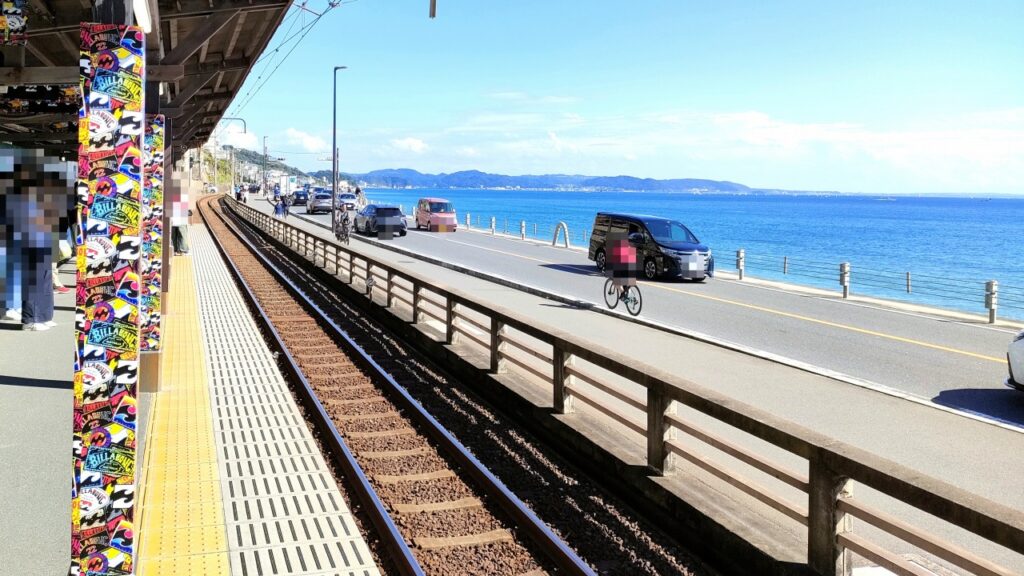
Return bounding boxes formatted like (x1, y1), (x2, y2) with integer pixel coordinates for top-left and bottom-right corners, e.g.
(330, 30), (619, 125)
(139, 114), (164, 392)
(72, 22), (145, 576)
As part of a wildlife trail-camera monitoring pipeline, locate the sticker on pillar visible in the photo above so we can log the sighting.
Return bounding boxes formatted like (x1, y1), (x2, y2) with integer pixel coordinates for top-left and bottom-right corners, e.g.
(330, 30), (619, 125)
(73, 22), (144, 576)
(141, 115), (164, 351)
(0, 0), (27, 45)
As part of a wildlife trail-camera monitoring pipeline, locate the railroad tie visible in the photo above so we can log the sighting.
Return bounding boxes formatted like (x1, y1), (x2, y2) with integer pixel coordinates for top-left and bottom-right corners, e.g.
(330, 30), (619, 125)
(334, 411), (401, 421)
(373, 469), (456, 484)
(393, 496), (483, 514)
(359, 446), (433, 459)
(325, 396), (385, 407)
(413, 528), (515, 550)
(345, 428), (416, 439)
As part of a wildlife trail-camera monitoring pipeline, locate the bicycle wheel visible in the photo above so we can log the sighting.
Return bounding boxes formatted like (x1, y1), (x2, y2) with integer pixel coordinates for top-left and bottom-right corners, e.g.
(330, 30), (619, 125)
(624, 286), (642, 316)
(603, 278), (619, 309)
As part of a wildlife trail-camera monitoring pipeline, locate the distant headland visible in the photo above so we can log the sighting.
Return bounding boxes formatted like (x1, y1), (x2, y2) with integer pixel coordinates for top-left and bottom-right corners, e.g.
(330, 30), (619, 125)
(305, 168), (841, 196)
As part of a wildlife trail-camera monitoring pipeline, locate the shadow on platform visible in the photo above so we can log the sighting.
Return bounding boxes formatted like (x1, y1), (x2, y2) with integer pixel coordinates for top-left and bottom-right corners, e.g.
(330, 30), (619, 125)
(0, 375), (72, 390)
(932, 388), (1024, 427)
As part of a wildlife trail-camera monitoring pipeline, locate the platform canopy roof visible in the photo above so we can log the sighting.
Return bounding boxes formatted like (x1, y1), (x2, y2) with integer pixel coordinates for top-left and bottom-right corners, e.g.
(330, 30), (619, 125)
(0, 0), (293, 158)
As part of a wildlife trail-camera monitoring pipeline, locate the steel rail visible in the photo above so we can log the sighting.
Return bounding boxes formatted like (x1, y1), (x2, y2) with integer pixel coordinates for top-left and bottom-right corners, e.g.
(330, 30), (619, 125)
(197, 196), (426, 576)
(203, 197), (597, 576)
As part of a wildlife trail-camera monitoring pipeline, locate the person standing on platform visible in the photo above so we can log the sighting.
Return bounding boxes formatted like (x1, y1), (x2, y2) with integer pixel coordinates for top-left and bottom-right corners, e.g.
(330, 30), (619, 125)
(1, 149), (67, 330)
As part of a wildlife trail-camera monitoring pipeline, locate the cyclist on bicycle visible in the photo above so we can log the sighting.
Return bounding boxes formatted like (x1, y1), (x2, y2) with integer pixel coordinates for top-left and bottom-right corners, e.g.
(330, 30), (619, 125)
(606, 231), (637, 298)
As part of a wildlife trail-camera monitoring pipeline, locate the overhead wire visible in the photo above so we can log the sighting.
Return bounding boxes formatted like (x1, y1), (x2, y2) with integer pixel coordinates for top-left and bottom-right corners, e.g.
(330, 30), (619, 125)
(231, 1), (341, 115)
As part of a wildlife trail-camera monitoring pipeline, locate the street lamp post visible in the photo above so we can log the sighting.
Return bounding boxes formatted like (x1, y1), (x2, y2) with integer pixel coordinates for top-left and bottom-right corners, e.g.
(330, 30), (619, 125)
(332, 65), (347, 233)
(220, 117), (247, 196)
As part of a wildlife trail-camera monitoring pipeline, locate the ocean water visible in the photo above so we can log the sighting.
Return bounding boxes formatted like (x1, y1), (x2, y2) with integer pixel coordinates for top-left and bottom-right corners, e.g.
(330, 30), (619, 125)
(363, 188), (1024, 319)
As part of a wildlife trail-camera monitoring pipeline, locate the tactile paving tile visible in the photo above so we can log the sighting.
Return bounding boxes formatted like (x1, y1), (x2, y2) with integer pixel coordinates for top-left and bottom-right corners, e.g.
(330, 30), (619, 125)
(190, 228), (379, 576)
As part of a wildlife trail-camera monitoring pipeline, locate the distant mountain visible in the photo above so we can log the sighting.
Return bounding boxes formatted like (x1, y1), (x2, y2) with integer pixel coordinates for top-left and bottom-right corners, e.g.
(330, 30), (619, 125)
(229, 146), (306, 177)
(348, 168), (754, 192)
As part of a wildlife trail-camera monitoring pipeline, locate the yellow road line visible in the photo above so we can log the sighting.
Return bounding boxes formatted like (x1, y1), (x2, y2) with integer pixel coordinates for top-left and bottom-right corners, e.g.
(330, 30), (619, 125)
(644, 281), (1005, 363)
(413, 234), (1004, 364)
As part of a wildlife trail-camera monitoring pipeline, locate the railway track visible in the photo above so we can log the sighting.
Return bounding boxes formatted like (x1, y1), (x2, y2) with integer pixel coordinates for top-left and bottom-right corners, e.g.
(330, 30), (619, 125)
(198, 194), (711, 576)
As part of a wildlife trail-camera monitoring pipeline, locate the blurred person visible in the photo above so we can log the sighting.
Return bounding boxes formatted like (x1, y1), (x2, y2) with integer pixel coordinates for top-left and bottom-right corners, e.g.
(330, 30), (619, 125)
(1, 149), (68, 330)
(606, 230), (638, 300)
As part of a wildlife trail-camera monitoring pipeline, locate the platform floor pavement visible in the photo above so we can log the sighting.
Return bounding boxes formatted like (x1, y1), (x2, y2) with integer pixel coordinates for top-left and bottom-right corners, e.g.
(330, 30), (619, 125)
(244, 197), (1024, 570)
(0, 266), (153, 575)
(137, 225), (379, 576)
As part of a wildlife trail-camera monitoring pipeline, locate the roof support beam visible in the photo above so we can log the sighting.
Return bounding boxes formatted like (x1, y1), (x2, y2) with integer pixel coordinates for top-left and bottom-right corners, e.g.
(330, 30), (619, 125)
(32, 0), (288, 37)
(161, 11), (238, 66)
(0, 65), (185, 85)
(164, 71), (218, 108)
(0, 131), (76, 143)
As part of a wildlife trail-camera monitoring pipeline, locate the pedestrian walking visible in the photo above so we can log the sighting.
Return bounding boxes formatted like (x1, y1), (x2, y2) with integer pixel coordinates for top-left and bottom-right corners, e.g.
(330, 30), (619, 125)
(282, 193), (292, 219)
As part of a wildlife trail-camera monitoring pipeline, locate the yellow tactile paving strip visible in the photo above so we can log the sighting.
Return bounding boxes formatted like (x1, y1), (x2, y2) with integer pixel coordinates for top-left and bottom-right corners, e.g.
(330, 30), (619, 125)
(137, 255), (231, 575)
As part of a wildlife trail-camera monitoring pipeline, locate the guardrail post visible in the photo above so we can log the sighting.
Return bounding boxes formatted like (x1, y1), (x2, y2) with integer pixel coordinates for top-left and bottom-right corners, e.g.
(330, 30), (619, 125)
(445, 297), (455, 344)
(985, 280), (998, 324)
(520, 220), (526, 240)
(906, 272), (912, 294)
(490, 216), (496, 235)
(490, 319), (504, 373)
(386, 270), (394, 308)
(736, 249), (745, 280)
(646, 384), (672, 474)
(783, 256), (789, 275)
(346, 252), (353, 283)
(412, 283), (421, 322)
(840, 262), (850, 299)
(466, 213), (471, 230)
(808, 450), (853, 576)
(552, 345), (574, 414)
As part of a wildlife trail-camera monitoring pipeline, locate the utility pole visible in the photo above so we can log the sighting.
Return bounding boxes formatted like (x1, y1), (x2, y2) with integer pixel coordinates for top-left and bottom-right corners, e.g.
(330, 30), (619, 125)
(263, 136), (268, 197)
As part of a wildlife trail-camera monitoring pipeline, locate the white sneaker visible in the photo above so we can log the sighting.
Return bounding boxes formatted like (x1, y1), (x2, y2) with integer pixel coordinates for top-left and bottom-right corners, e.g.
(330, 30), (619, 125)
(44, 320), (57, 327)
(24, 323), (50, 331)
(2, 309), (20, 321)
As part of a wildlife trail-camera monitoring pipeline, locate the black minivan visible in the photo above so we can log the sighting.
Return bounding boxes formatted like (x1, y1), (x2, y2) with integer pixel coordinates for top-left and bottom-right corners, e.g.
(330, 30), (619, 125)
(588, 212), (714, 281)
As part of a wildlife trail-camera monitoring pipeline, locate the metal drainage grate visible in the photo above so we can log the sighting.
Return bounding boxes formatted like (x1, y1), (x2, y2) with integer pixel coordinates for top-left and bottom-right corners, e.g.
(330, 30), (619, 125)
(190, 228), (379, 576)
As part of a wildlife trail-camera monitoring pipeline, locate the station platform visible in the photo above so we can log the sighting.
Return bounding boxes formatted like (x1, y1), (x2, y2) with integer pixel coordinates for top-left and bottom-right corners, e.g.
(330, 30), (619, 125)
(136, 227), (379, 576)
(0, 226), (379, 576)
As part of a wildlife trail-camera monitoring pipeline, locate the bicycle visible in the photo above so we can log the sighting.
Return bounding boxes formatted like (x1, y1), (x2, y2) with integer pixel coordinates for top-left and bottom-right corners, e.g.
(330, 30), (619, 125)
(603, 278), (642, 316)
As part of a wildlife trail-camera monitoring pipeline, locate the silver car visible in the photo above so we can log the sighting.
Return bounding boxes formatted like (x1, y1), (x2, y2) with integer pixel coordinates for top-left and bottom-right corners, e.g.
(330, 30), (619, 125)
(1007, 330), (1024, 391)
(306, 191), (333, 214)
(337, 193), (358, 211)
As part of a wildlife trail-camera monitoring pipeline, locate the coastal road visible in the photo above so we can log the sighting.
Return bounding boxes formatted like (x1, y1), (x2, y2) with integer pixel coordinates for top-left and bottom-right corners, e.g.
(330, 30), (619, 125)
(251, 199), (1024, 571)
(294, 205), (1023, 429)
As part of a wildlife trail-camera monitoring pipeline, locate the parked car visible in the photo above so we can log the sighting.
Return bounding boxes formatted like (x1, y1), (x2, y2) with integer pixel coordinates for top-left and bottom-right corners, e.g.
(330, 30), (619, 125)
(355, 204), (408, 237)
(414, 197), (458, 231)
(306, 191), (333, 214)
(1007, 330), (1024, 391)
(291, 188), (309, 206)
(337, 192), (358, 211)
(588, 212), (713, 281)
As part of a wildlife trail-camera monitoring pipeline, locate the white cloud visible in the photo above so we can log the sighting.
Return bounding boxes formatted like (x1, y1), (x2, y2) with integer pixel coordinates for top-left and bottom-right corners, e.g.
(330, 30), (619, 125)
(219, 123), (258, 151)
(285, 128), (328, 153)
(391, 137), (428, 153)
(489, 91), (528, 101)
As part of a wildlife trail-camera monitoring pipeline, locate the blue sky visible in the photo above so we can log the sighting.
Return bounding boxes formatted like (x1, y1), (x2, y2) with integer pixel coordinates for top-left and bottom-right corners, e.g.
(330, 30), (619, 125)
(215, 0), (1024, 194)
